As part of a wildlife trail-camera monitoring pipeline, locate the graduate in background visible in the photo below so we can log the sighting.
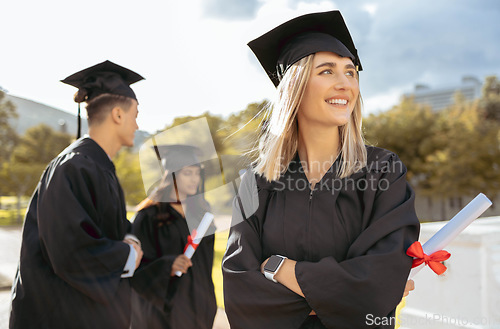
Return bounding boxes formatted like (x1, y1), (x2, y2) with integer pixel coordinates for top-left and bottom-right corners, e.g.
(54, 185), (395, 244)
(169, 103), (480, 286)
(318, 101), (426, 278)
(9, 60), (144, 329)
(222, 11), (420, 329)
(131, 145), (216, 329)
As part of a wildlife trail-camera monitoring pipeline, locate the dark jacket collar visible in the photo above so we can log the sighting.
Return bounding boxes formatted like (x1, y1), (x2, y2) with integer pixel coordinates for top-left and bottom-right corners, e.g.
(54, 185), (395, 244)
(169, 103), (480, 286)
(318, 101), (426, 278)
(62, 136), (116, 172)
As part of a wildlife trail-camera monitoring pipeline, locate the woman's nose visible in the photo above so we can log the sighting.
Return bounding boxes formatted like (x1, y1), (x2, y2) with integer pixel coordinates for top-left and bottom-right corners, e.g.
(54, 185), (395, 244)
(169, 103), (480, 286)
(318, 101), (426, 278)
(333, 74), (349, 90)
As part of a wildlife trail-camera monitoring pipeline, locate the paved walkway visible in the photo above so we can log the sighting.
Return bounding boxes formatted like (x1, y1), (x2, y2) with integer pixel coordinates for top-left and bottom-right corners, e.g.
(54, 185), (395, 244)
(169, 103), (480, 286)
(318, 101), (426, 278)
(0, 226), (230, 329)
(0, 226), (22, 329)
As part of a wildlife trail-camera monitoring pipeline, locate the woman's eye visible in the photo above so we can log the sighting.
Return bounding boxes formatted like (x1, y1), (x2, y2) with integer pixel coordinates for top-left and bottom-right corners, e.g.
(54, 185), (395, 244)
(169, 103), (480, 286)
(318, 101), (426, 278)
(345, 70), (355, 77)
(320, 69), (332, 75)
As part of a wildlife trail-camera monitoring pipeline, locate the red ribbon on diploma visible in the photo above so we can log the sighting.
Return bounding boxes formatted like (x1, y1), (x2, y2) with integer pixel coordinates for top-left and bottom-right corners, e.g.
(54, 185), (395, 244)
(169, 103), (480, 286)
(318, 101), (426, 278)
(183, 229), (199, 253)
(406, 241), (451, 275)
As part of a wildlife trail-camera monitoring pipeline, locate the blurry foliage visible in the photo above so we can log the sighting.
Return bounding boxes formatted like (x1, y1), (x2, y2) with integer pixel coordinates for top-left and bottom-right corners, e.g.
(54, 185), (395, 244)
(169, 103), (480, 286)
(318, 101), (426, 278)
(425, 97), (500, 200)
(365, 75), (500, 201)
(224, 100), (268, 159)
(166, 112), (228, 155)
(0, 90), (18, 164)
(114, 148), (146, 207)
(1, 124), (72, 223)
(12, 124), (72, 165)
(364, 97), (437, 184)
(480, 76), (500, 121)
(2, 124), (72, 196)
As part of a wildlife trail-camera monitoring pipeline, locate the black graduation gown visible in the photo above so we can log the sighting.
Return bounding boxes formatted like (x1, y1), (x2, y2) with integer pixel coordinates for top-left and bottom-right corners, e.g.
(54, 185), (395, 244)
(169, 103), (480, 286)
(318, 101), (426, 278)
(222, 146), (421, 329)
(130, 203), (217, 329)
(9, 137), (133, 329)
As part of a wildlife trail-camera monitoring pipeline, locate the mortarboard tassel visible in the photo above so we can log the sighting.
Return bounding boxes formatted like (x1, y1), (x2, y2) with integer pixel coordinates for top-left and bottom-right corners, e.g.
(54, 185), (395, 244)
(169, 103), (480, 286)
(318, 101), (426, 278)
(77, 103), (81, 139)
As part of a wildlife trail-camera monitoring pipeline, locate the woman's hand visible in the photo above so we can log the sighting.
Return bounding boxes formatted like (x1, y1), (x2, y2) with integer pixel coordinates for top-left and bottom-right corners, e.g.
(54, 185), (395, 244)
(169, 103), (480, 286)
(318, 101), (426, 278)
(123, 237), (143, 270)
(403, 279), (415, 297)
(171, 255), (192, 276)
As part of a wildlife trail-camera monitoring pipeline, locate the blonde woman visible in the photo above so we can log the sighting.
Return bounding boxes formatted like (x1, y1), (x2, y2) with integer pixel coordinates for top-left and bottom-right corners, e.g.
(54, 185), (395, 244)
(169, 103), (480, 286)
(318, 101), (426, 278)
(222, 11), (420, 329)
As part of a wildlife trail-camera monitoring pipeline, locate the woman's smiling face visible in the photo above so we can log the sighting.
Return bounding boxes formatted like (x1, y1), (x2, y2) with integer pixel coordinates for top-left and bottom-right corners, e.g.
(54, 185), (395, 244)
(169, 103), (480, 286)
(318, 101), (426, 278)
(297, 51), (359, 128)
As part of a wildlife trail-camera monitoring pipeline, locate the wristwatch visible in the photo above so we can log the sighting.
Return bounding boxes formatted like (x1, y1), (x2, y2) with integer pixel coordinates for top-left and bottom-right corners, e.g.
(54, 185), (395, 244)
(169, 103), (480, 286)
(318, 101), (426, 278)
(263, 255), (287, 283)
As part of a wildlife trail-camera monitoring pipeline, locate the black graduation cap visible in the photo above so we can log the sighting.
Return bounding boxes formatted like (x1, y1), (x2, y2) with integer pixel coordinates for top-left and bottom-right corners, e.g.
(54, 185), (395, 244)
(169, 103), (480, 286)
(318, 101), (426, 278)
(248, 10), (362, 87)
(60, 60), (144, 138)
(153, 144), (203, 174)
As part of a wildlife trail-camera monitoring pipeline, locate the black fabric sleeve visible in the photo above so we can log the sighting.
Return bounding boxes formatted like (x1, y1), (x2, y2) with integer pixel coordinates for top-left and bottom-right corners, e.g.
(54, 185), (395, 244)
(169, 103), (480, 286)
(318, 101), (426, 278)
(294, 154), (420, 329)
(222, 173), (312, 329)
(37, 156), (130, 304)
(130, 209), (176, 309)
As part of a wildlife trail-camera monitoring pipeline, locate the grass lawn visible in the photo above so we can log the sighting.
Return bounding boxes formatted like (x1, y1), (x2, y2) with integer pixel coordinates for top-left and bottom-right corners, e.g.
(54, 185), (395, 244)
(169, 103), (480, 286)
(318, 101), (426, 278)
(0, 196), (28, 226)
(0, 209), (20, 225)
(212, 230), (229, 308)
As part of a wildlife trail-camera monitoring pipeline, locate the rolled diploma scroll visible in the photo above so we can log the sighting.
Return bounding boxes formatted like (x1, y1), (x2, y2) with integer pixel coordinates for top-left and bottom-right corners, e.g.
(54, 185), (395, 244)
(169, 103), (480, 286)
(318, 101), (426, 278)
(175, 212), (215, 277)
(409, 193), (492, 278)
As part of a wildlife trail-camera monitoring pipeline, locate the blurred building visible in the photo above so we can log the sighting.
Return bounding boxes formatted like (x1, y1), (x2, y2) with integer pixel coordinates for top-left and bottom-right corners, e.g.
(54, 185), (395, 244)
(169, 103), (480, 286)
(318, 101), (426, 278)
(5, 93), (150, 150)
(404, 76), (483, 110)
(5, 93), (89, 135)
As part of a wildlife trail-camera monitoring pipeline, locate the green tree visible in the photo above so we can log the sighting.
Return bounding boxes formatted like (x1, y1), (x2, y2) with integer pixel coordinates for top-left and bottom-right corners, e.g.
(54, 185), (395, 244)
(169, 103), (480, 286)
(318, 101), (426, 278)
(224, 100), (268, 157)
(364, 97), (438, 188)
(161, 112), (229, 155)
(114, 148), (146, 207)
(426, 96), (500, 203)
(12, 124), (72, 165)
(4, 124), (73, 223)
(0, 90), (18, 165)
(365, 90), (500, 220)
(1, 161), (45, 223)
(480, 75), (500, 121)
(160, 102), (268, 158)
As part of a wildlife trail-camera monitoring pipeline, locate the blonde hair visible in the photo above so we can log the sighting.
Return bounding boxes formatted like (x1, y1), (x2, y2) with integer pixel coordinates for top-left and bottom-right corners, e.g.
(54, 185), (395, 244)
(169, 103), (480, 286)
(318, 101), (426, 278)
(253, 53), (367, 181)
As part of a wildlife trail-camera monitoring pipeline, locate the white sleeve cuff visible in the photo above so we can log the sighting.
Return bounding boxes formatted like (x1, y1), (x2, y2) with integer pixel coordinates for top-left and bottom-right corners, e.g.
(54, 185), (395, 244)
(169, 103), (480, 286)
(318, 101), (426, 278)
(124, 233), (141, 247)
(121, 244), (137, 278)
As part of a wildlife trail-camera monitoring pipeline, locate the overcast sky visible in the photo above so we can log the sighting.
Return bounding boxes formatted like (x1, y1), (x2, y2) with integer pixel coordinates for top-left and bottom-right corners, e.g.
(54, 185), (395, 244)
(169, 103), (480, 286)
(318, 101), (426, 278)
(1, 0), (499, 133)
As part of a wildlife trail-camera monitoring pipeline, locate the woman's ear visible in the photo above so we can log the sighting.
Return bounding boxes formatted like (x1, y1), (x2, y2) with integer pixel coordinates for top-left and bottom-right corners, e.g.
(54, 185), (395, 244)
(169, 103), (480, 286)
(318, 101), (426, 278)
(111, 106), (123, 124)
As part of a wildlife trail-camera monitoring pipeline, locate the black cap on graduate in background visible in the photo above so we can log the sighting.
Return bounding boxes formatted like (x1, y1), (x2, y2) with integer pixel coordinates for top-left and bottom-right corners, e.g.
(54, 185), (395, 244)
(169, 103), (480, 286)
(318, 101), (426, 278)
(61, 60), (144, 139)
(248, 10), (362, 87)
(153, 144), (204, 174)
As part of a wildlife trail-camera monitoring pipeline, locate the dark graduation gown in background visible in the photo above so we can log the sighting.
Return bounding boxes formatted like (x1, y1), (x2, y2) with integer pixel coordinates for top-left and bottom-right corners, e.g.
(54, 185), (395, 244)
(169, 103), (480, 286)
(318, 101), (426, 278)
(10, 137), (133, 329)
(130, 202), (217, 329)
(222, 146), (420, 329)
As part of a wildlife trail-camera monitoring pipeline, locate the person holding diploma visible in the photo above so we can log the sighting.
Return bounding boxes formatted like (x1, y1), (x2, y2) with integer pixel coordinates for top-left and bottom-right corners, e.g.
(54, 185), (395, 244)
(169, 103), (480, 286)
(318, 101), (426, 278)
(222, 11), (420, 329)
(10, 60), (144, 329)
(131, 144), (216, 329)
